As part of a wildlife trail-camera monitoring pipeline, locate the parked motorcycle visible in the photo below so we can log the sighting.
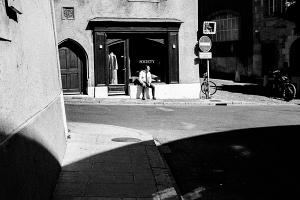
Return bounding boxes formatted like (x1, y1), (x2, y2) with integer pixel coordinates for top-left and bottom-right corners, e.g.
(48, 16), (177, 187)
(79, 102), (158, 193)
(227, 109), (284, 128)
(271, 70), (296, 101)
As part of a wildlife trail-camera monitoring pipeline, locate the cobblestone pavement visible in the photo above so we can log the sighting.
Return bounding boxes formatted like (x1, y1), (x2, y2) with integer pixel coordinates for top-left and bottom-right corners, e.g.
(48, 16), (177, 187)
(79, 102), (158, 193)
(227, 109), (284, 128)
(211, 78), (300, 105)
(64, 79), (300, 106)
(52, 122), (179, 200)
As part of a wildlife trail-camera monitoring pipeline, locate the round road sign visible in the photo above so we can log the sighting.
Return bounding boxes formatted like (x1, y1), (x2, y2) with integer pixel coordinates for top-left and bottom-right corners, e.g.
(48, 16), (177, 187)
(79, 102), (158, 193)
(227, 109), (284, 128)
(199, 36), (212, 52)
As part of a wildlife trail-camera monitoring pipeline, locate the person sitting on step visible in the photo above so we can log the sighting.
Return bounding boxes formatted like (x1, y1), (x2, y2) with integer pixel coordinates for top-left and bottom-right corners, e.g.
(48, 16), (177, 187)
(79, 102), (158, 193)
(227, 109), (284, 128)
(137, 65), (156, 100)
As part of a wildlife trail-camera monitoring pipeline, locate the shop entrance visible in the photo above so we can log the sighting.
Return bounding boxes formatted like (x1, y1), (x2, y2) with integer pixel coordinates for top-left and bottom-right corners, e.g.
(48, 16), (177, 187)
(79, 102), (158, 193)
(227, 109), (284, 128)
(107, 39), (129, 94)
(91, 18), (181, 94)
(106, 34), (167, 95)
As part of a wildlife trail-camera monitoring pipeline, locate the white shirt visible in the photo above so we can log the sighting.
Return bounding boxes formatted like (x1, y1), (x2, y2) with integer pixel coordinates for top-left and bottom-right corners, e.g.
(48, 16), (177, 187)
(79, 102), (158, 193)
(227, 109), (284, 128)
(139, 70), (152, 84)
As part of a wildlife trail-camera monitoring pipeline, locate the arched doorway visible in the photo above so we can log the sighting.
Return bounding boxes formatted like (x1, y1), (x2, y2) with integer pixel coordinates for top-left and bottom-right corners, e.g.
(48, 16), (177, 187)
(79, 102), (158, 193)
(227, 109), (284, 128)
(58, 39), (87, 94)
(290, 38), (300, 76)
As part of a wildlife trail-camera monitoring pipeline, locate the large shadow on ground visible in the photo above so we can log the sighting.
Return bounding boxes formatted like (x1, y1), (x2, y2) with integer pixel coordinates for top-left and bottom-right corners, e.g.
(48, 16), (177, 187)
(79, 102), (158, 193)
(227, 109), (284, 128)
(159, 125), (299, 200)
(0, 132), (61, 200)
(217, 83), (269, 97)
(52, 138), (177, 200)
(217, 82), (300, 100)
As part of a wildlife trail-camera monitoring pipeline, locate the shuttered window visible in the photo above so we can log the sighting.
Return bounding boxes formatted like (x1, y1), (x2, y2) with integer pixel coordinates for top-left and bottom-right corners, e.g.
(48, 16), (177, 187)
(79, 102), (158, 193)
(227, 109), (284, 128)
(210, 13), (240, 42)
(264, 0), (291, 17)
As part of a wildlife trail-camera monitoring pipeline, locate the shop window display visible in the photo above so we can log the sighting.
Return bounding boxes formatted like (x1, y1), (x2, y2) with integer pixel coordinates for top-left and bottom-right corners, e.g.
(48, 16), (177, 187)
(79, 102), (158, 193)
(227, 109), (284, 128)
(129, 38), (167, 84)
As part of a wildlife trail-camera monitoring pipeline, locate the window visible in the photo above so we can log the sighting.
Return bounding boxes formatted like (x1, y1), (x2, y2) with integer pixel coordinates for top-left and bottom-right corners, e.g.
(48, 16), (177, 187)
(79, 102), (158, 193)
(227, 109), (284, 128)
(206, 12), (241, 57)
(1, 0), (22, 40)
(0, 0), (9, 40)
(62, 7), (75, 20)
(264, 0), (294, 17)
(210, 13), (240, 42)
(7, 0), (22, 14)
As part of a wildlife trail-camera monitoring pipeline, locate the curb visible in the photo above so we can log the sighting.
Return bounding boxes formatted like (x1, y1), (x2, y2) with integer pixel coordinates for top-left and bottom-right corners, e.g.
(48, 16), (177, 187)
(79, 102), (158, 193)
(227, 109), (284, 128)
(154, 140), (183, 200)
(63, 98), (246, 106)
(64, 98), (300, 106)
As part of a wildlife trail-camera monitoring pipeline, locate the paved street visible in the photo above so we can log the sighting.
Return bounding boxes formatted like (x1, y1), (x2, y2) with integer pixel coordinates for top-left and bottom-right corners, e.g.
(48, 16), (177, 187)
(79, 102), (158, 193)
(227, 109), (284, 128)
(64, 103), (300, 200)
(62, 77), (300, 200)
(65, 104), (300, 144)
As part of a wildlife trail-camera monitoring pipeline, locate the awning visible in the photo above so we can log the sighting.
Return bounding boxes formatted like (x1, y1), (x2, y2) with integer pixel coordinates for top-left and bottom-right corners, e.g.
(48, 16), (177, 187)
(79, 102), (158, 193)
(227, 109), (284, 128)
(86, 17), (183, 31)
(89, 17), (183, 23)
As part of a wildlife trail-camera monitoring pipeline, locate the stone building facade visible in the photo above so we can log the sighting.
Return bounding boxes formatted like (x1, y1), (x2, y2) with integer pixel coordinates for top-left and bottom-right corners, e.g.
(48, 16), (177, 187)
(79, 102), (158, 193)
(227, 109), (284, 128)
(253, 0), (300, 94)
(198, 0), (254, 81)
(199, 0), (299, 95)
(0, 0), (67, 199)
(54, 0), (199, 98)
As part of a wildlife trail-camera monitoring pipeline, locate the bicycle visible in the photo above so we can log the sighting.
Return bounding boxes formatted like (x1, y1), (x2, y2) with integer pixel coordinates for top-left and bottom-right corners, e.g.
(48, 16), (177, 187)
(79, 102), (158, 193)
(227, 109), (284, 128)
(201, 72), (217, 97)
(271, 70), (296, 101)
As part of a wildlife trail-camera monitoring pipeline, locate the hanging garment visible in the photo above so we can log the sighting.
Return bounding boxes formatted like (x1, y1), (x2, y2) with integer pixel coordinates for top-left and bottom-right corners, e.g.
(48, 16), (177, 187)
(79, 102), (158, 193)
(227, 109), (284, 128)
(108, 52), (118, 84)
(112, 69), (118, 84)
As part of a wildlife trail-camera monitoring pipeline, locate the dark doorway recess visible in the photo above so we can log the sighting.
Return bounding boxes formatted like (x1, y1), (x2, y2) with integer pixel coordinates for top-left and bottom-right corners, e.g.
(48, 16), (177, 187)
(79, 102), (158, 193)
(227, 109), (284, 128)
(290, 38), (300, 76)
(106, 34), (168, 95)
(261, 42), (279, 75)
(58, 39), (88, 94)
(129, 37), (167, 84)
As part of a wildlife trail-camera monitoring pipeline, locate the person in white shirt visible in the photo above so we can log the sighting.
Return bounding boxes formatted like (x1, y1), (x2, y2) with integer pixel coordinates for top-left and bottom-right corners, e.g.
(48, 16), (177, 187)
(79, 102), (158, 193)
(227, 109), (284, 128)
(138, 65), (156, 100)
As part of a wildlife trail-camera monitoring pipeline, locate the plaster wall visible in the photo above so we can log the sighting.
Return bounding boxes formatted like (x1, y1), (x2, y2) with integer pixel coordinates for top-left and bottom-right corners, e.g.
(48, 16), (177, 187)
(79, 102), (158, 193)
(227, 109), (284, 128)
(54, 0), (198, 87)
(1, 0), (64, 136)
(0, 0), (67, 199)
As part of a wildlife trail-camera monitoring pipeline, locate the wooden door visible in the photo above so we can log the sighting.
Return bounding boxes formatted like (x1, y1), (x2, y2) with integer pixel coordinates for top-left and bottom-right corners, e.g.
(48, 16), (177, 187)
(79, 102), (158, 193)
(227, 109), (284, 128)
(59, 47), (82, 93)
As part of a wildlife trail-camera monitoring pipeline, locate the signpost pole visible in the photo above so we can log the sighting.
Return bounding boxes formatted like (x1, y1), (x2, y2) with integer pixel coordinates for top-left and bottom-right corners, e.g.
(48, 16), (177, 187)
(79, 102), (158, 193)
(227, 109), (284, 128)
(206, 59), (210, 99)
(199, 61), (202, 99)
(200, 21), (216, 99)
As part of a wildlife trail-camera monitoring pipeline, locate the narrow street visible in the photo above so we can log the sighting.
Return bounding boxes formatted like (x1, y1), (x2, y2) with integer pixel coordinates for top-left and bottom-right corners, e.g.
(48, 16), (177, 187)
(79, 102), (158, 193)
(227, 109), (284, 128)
(66, 104), (300, 200)
(65, 104), (300, 143)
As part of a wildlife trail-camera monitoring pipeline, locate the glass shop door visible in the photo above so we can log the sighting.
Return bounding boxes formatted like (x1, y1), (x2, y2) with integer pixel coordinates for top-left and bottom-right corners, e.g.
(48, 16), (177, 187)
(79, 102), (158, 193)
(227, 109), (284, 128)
(107, 39), (129, 95)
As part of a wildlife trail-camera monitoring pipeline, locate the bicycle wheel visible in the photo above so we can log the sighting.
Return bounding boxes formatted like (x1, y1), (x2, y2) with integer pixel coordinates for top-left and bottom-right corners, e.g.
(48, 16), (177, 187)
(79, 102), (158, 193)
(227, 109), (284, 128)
(283, 83), (296, 101)
(208, 81), (217, 95)
(201, 81), (217, 95)
(201, 81), (208, 95)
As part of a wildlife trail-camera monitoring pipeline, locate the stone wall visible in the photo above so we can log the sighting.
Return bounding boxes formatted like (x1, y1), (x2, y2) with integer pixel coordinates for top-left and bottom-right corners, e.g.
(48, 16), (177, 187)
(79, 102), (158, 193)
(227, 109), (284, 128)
(198, 0), (254, 81)
(253, 0), (297, 72)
